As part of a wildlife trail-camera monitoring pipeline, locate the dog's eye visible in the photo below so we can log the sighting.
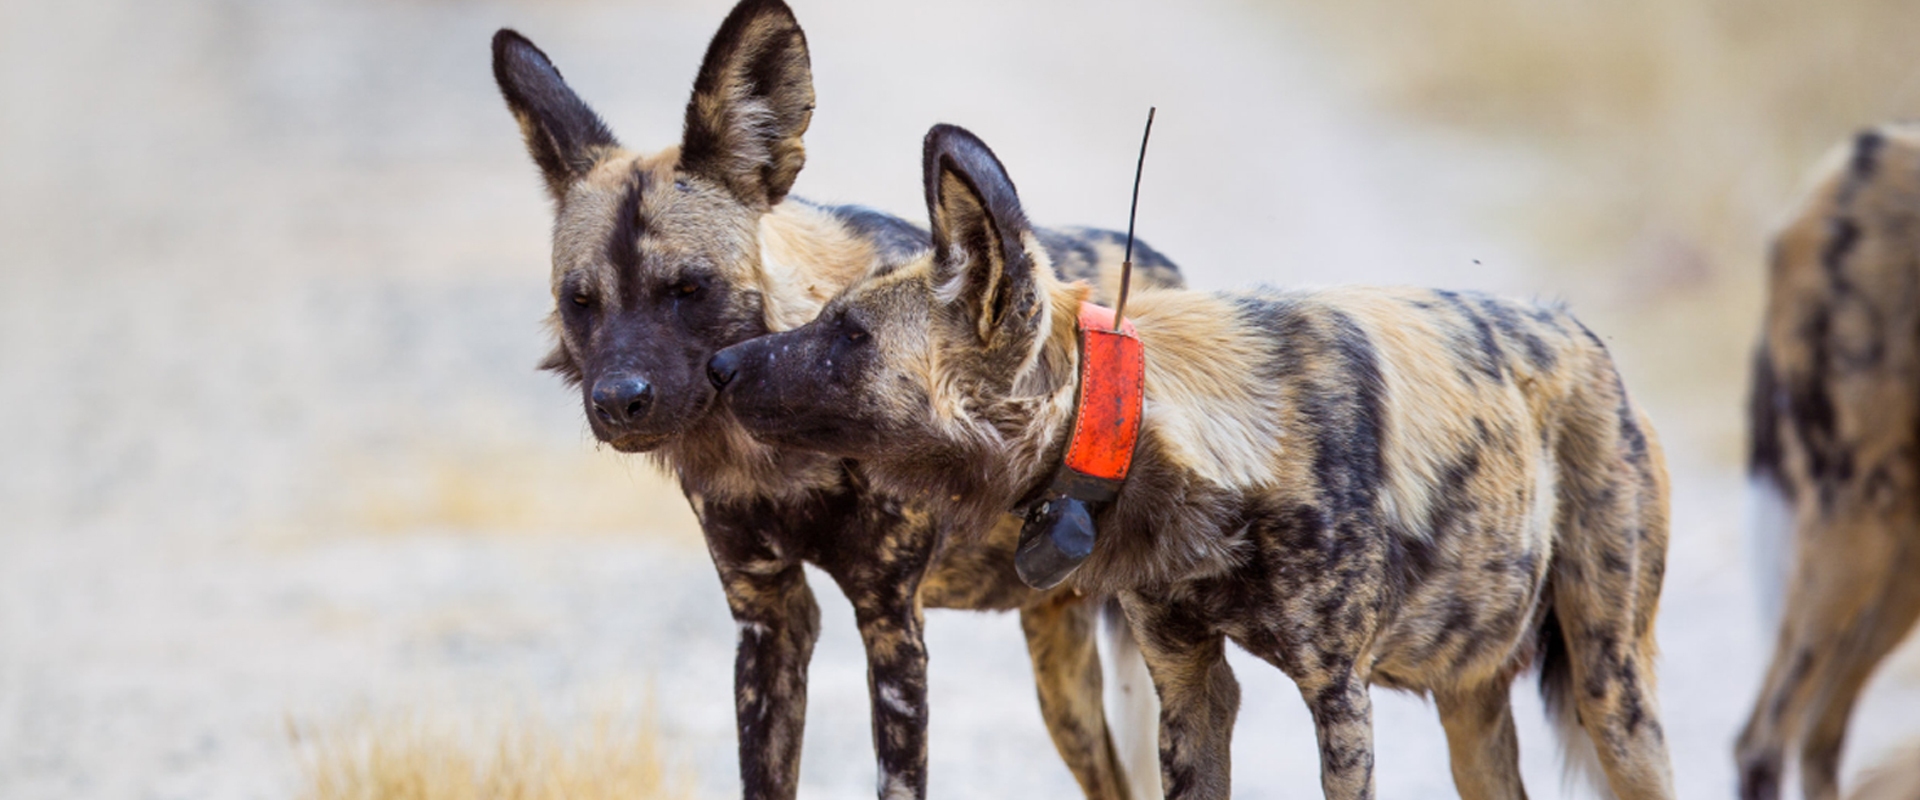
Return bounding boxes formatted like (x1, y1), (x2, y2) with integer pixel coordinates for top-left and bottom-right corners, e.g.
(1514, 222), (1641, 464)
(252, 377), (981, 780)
(670, 281), (701, 298)
(845, 327), (869, 344)
(571, 293), (592, 308)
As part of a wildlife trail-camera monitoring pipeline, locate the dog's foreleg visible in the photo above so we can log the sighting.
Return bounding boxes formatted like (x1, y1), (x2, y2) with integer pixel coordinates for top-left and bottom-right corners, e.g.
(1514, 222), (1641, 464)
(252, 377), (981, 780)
(701, 502), (821, 800)
(716, 558), (820, 800)
(1119, 591), (1239, 800)
(850, 594), (930, 800)
(831, 511), (936, 800)
(1020, 591), (1130, 800)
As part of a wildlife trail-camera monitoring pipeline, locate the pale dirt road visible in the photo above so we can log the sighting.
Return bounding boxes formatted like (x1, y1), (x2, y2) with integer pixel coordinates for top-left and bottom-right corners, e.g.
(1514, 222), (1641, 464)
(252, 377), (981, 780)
(2, 0), (1916, 798)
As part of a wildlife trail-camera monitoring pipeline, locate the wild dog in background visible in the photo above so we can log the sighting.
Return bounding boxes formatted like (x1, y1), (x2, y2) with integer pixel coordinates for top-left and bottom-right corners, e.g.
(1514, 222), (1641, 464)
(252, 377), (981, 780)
(709, 124), (1678, 799)
(1739, 123), (1920, 800)
(490, 1), (1181, 798)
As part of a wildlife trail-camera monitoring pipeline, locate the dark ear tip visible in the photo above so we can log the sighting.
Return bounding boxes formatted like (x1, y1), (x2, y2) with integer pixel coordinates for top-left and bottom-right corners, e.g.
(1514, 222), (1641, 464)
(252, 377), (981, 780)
(922, 124), (976, 194)
(921, 123), (1012, 208)
(492, 28), (558, 85)
(710, 0), (803, 41)
(492, 28), (533, 62)
(923, 124), (986, 163)
(729, 0), (800, 25)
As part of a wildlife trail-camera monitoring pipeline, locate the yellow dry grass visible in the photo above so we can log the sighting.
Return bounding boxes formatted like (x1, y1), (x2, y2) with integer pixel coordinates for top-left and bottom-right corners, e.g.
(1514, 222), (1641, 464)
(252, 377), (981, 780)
(291, 707), (693, 800)
(295, 441), (700, 542)
(1281, 0), (1920, 460)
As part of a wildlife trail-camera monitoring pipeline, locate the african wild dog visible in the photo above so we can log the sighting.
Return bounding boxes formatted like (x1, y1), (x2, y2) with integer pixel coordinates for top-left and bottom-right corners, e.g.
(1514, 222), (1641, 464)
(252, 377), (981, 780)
(490, 1), (1181, 798)
(709, 124), (1678, 799)
(1739, 123), (1920, 800)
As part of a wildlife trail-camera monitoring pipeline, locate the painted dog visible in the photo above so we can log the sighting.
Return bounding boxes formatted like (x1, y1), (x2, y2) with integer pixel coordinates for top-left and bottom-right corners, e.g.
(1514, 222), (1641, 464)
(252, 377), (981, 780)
(491, 2), (1180, 797)
(1740, 123), (1920, 800)
(710, 123), (1677, 799)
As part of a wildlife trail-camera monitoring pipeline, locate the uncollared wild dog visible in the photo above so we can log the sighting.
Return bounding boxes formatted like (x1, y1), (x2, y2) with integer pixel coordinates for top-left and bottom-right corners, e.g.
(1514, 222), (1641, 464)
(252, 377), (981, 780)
(490, 2), (1181, 798)
(709, 124), (1678, 799)
(1739, 123), (1920, 800)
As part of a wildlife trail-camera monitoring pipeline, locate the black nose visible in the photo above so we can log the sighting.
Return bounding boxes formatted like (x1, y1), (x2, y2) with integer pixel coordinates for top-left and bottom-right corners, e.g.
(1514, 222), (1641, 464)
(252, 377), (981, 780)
(707, 349), (739, 389)
(591, 374), (653, 425)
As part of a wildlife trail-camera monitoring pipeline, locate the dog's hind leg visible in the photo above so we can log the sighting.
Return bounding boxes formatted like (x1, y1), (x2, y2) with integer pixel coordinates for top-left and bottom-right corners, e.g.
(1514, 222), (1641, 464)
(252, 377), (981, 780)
(1298, 671), (1379, 800)
(1119, 591), (1239, 800)
(1434, 676), (1527, 800)
(1737, 509), (1920, 800)
(1796, 573), (1920, 800)
(1021, 591), (1131, 800)
(1550, 400), (1675, 800)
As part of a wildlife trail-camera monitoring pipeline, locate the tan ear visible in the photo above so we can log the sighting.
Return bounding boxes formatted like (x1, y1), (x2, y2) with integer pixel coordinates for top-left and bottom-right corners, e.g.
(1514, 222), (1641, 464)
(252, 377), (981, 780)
(923, 124), (1040, 348)
(678, 0), (814, 210)
(492, 29), (619, 203)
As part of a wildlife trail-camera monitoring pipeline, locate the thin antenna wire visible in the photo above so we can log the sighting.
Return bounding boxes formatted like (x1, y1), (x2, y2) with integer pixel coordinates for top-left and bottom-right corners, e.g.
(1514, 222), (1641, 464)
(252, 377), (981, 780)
(1113, 107), (1155, 332)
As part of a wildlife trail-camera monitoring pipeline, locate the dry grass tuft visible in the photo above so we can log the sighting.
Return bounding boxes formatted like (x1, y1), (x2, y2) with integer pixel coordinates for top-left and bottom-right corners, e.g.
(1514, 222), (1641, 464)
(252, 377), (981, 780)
(291, 707), (693, 800)
(299, 441), (700, 541)
(1281, 0), (1920, 459)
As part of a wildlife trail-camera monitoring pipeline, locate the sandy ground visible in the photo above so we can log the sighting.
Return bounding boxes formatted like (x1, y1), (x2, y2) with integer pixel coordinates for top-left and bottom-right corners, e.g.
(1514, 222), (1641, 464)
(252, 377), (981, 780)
(2, 0), (1917, 798)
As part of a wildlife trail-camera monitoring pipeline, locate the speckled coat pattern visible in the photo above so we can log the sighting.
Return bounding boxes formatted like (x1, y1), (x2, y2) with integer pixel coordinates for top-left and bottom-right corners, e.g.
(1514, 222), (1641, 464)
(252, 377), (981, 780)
(491, 2), (1180, 798)
(713, 124), (1679, 800)
(1739, 123), (1920, 800)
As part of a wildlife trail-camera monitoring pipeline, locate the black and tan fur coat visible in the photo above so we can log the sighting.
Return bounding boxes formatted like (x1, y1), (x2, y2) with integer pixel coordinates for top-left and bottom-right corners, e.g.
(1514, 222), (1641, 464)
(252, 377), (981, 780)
(712, 124), (1678, 800)
(491, 3), (1180, 798)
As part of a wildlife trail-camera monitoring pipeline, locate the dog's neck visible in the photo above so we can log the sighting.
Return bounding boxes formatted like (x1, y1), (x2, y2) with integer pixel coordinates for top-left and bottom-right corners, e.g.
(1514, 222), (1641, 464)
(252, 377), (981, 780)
(754, 200), (889, 332)
(906, 281), (1095, 539)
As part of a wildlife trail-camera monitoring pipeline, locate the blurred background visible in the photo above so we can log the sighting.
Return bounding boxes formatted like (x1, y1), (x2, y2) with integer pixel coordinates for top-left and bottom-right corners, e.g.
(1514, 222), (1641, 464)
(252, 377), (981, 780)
(3, 0), (1919, 797)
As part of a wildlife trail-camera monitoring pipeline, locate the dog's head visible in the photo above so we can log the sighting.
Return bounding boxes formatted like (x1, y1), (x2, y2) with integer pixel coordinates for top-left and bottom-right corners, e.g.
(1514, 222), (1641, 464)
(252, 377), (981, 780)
(708, 125), (1078, 496)
(492, 0), (814, 452)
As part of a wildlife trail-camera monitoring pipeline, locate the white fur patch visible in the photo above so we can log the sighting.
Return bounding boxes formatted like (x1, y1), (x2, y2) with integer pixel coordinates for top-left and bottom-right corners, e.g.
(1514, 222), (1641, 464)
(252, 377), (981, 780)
(1529, 449), (1560, 558)
(877, 682), (917, 718)
(1144, 395), (1284, 490)
(1746, 474), (1797, 634)
(879, 773), (916, 800)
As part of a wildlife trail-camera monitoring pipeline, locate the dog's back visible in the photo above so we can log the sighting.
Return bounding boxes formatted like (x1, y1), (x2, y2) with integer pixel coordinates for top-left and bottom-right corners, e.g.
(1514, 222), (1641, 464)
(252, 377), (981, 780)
(1102, 284), (1676, 797)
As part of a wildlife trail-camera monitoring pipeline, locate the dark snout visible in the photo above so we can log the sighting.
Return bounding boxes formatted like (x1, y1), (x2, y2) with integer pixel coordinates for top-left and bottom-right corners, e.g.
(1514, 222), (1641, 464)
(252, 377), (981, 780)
(704, 331), (880, 456)
(706, 347), (740, 390)
(590, 373), (654, 426)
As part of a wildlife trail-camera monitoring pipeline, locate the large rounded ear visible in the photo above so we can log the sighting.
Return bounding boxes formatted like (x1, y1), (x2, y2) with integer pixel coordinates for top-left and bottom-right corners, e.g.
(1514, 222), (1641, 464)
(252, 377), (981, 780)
(923, 124), (1041, 349)
(492, 29), (620, 203)
(679, 0), (814, 210)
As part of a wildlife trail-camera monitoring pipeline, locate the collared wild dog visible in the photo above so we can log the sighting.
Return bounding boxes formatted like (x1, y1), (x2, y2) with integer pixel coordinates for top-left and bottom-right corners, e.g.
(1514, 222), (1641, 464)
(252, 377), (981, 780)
(709, 124), (1677, 799)
(1739, 123), (1920, 800)
(490, 2), (1181, 798)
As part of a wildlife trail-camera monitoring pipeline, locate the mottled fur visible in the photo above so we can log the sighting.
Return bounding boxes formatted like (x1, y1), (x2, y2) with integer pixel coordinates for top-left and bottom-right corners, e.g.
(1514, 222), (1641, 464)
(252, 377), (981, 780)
(1738, 123), (1920, 800)
(714, 125), (1677, 800)
(490, 3), (1178, 799)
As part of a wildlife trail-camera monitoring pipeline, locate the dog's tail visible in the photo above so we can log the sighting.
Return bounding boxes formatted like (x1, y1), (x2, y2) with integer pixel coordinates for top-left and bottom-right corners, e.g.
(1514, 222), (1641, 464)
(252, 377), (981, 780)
(1100, 597), (1161, 800)
(1538, 604), (1619, 800)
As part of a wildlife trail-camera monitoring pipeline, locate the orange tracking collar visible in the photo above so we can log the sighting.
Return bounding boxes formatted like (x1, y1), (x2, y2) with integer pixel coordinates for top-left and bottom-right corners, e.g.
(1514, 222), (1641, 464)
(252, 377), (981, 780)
(1049, 302), (1145, 502)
